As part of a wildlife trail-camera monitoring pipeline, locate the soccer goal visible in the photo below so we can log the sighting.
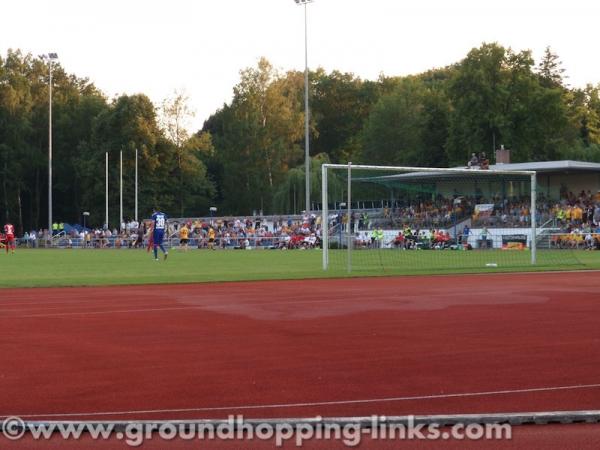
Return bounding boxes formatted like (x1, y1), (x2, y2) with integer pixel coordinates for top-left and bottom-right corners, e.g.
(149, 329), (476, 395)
(321, 163), (582, 274)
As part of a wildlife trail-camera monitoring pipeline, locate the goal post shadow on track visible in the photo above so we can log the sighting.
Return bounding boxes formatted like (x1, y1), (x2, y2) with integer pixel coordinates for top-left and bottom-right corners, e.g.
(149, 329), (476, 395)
(321, 163), (584, 275)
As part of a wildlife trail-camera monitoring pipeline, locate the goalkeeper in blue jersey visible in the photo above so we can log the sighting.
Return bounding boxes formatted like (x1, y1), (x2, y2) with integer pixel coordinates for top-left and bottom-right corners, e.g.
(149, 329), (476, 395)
(151, 209), (169, 261)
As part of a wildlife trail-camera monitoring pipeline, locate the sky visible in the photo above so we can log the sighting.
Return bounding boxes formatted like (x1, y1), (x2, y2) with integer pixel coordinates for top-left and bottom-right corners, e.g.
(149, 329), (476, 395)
(3, 0), (600, 131)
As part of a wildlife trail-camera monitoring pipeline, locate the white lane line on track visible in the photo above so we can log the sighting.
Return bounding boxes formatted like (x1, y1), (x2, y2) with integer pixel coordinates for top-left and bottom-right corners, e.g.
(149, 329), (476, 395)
(4, 383), (600, 419)
(0, 296), (398, 316)
(0, 297), (167, 308)
(0, 302), (174, 312)
(0, 306), (202, 318)
(0, 295), (436, 317)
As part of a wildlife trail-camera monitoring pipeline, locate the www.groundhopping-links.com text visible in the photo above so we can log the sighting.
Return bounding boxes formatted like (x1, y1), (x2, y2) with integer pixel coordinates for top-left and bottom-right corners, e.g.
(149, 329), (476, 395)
(2, 415), (512, 447)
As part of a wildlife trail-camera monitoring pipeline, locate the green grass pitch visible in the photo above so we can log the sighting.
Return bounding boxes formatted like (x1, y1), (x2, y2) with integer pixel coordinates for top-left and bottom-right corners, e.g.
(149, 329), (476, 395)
(1, 248), (600, 289)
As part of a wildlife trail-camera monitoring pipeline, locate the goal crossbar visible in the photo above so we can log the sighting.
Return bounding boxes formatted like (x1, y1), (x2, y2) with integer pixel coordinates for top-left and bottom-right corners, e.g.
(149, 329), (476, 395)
(322, 163), (535, 177)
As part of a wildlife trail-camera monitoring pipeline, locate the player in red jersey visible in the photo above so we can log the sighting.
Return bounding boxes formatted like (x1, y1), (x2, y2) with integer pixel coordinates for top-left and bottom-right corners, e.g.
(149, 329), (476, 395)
(4, 222), (16, 254)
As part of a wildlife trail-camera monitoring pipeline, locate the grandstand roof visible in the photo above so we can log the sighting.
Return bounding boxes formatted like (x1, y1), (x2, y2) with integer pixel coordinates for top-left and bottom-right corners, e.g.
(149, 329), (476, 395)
(489, 160), (600, 173)
(352, 160), (600, 185)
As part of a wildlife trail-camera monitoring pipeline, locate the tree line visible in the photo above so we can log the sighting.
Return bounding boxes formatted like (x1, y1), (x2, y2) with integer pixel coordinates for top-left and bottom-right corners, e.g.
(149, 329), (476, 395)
(1, 43), (599, 232)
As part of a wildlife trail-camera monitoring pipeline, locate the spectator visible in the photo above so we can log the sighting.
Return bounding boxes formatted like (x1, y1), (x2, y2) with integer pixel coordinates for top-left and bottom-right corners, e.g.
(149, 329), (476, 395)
(468, 153), (479, 168)
(480, 226), (489, 249)
(393, 231), (405, 248)
(479, 152), (490, 170)
(462, 225), (470, 245)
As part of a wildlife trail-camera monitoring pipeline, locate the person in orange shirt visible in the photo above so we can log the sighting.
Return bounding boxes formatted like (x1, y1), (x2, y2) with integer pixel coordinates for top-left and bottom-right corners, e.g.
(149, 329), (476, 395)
(207, 227), (216, 250)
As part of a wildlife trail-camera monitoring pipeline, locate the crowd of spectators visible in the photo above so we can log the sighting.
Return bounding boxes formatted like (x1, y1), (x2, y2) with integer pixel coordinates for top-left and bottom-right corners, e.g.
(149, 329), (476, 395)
(546, 190), (600, 249)
(333, 197), (472, 233)
(387, 198), (471, 229)
(469, 190), (600, 232)
(338, 195), (547, 231)
(20, 220), (149, 249)
(17, 215), (325, 250)
(354, 227), (455, 250)
(349, 189), (600, 234)
(325, 186), (600, 252)
(11, 186), (600, 251)
(173, 215), (322, 250)
(85, 220), (146, 249)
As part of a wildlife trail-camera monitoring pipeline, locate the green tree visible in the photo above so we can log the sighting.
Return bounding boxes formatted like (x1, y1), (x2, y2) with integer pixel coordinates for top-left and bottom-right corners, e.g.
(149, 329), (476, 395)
(79, 94), (164, 226)
(361, 77), (427, 165)
(0, 50), (33, 231)
(311, 70), (379, 163)
(207, 58), (304, 214)
(272, 153), (343, 214)
(537, 46), (567, 89)
(446, 42), (571, 164)
(160, 91), (214, 216)
(565, 85), (600, 147)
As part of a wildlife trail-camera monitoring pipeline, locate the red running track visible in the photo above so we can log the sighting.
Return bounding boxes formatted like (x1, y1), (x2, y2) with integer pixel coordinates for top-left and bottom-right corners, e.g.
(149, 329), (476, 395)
(1, 272), (600, 422)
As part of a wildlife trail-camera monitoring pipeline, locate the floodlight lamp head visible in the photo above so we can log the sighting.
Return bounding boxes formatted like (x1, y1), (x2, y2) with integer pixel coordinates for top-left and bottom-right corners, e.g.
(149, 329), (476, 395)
(41, 53), (59, 63)
(294, 0), (313, 4)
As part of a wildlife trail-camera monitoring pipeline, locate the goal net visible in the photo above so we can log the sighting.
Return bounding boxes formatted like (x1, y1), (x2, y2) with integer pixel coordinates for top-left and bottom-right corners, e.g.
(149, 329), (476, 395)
(321, 163), (582, 274)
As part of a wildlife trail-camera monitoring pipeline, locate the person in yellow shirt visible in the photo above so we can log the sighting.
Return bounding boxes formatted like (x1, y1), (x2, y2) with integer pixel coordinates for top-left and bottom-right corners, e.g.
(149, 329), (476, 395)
(565, 206), (572, 221)
(572, 205), (583, 224)
(179, 225), (190, 251)
(207, 227), (216, 250)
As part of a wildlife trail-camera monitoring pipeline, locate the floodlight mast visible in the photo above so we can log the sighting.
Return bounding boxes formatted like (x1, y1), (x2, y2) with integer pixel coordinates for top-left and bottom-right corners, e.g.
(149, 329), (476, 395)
(42, 53), (59, 245)
(294, 0), (313, 213)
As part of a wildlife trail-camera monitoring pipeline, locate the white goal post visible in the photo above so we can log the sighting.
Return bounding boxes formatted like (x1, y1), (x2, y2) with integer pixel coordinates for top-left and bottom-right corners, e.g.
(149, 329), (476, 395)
(321, 163), (537, 271)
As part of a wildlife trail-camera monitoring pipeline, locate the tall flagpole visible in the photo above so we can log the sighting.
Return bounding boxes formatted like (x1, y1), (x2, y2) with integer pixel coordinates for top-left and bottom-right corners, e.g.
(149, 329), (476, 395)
(105, 152), (109, 228)
(42, 53), (58, 245)
(135, 148), (138, 222)
(48, 59), (53, 243)
(119, 150), (123, 228)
